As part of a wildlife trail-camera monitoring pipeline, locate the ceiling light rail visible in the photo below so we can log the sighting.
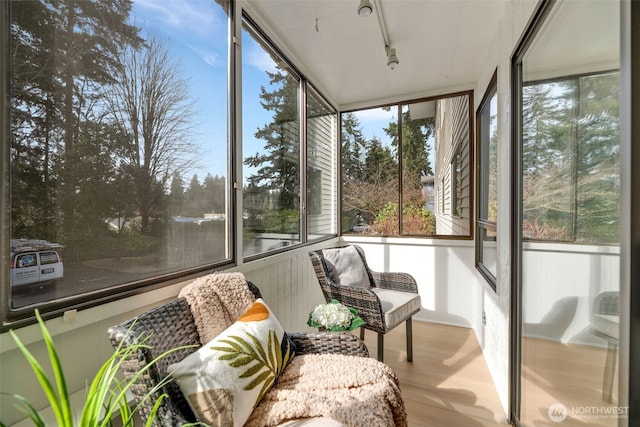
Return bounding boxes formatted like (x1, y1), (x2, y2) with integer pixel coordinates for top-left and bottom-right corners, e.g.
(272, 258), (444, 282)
(357, 0), (398, 69)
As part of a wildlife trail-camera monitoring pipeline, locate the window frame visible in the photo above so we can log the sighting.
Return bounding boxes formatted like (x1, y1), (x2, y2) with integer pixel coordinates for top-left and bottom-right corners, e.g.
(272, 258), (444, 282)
(305, 84), (339, 240)
(520, 70), (620, 245)
(451, 143), (464, 218)
(241, 16), (304, 259)
(3, 0), (237, 326)
(340, 90), (474, 239)
(475, 69), (498, 290)
(1, 3), (340, 328)
(240, 13), (339, 262)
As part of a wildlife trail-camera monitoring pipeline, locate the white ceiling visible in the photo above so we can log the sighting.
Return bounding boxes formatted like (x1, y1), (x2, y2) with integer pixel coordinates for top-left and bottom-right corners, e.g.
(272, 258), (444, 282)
(246, 0), (510, 110)
(523, 0), (620, 81)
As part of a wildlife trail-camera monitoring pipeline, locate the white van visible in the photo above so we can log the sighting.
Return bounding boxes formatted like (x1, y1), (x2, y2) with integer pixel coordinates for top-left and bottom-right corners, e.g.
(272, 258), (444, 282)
(10, 239), (64, 287)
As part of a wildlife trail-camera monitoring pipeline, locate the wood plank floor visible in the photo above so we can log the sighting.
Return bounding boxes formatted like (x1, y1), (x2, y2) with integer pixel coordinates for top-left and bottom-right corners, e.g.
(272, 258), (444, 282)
(359, 320), (511, 427)
(519, 336), (620, 427)
(359, 321), (621, 427)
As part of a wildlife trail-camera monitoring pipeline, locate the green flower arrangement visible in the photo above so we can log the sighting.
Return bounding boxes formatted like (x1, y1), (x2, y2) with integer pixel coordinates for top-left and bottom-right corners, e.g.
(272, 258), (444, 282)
(307, 300), (366, 332)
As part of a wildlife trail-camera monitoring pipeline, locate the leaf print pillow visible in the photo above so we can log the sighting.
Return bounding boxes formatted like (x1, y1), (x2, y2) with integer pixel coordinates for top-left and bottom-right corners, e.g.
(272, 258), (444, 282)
(169, 299), (295, 427)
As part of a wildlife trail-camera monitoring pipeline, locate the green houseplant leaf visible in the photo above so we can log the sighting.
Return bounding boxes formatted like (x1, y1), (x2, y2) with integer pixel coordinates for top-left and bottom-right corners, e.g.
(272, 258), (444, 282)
(7, 310), (73, 427)
(1, 309), (199, 427)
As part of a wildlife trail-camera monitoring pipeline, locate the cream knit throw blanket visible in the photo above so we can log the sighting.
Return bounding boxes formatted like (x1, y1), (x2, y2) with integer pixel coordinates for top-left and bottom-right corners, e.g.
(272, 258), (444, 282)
(178, 272), (255, 343)
(246, 353), (408, 427)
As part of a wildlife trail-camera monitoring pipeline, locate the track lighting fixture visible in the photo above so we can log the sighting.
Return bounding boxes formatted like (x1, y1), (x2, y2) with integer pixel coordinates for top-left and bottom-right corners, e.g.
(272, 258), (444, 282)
(358, 0), (373, 17)
(359, 0), (397, 69)
(386, 46), (399, 69)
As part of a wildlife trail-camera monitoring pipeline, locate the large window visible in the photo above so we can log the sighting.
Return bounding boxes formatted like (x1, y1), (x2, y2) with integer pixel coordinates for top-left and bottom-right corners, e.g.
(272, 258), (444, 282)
(7, 0), (231, 317)
(342, 92), (473, 237)
(241, 19), (301, 257)
(341, 107), (399, 235)
(2, 1), (339, 324)
(241, 16), (338, 257)
(476, 70), (498, 288)
(522, 72), (620, 243)
(306, 86), (338, 239)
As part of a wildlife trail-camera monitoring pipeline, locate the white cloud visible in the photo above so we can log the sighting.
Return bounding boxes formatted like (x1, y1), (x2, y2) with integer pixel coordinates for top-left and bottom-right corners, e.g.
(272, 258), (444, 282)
(354, 108), (396, 122)
(133, 0), (223, 38)
(200, 51), (221, 68)
(245, 46), (278, 74)
(132, 0), (229, 68)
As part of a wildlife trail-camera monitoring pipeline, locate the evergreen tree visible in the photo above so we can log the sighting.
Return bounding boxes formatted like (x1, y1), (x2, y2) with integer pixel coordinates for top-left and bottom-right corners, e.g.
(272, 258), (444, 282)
(363, 137), (397, 183)
(341, 112), (367, 181)
(244, 68), (300, 233)
(184, 175), (204, 217)
(575, 73), (620, 243)
(56, 0), (142, 236)
(10, 0), (142, 244)
(522, 73), (620, 243)
(385, 108), (433, 215)
(202, 174), (226, 215)
(522, 81), (574, 239)
(385, 109), (433, 179)
(168, 172), (185, 217)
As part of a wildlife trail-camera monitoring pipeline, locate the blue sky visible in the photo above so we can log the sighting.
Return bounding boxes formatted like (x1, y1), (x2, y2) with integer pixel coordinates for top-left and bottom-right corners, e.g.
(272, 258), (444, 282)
(130, 0), (273, 183)
(351, 108), (396, 147)
(128, 0), (400, 184)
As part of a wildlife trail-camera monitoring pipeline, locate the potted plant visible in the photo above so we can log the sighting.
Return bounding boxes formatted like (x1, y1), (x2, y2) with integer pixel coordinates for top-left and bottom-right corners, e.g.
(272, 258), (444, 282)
(1, 310), (196, 427)
(307, 299), (366, 332)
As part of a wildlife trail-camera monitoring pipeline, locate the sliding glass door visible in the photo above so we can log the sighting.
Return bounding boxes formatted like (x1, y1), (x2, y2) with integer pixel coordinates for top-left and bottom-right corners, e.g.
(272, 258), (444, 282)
(512, 0), (623, 425)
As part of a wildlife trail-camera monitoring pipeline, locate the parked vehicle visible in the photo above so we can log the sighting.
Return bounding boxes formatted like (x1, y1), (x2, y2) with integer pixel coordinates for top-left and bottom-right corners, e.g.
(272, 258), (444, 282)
(10, 239), (64, 287)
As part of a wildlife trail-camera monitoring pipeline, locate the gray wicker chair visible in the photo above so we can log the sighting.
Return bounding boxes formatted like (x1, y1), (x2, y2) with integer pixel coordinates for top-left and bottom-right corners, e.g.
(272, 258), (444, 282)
(309, 245), (421, 362)
(107, 281), (369, 427)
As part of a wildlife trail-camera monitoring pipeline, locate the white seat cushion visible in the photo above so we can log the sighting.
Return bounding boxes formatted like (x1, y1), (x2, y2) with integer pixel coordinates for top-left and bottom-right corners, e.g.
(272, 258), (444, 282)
(371, 288), (421, 330)
(592, 314), (619, 341)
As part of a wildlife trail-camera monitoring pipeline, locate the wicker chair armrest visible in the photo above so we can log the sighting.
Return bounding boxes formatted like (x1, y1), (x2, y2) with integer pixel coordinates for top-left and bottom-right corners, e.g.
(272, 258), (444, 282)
(288, 332), (369, 357)
(107, 297), (203, 426)
(371, 271), (419, 293)
(593, 291), (619, 316)
(107, 326), (165, 422)
(108, 325), (197, 427)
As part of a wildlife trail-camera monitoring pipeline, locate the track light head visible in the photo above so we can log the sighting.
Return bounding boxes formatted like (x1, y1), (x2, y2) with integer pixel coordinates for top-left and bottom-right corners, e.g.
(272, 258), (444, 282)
(358, 0), (373, 17)
(386, 47), (399, 69)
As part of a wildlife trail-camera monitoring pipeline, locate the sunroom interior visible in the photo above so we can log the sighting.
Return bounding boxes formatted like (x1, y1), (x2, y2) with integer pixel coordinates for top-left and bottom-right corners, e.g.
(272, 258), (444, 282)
(0, 0), (635, 426)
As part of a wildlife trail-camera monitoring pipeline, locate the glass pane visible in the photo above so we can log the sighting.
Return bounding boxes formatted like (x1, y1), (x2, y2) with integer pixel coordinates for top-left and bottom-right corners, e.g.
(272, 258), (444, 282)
(452, 147), (463, 217)
(519, 0), (621, 425)
(522, 80), (577, 241)
(306, 87), (337, 239)
(341, 107), (399, 235)
(342, 93), (472, 237)
(418, 95), (472, 236)
(9, 0), (230, 309)
(478, 224), (497, 281)
(400, 102), (436, 235)
(242, 22), (301, 256)
(430, 94), (471, 235)
(487, 94), (498, 222)
(477, 78), (498, 285)
(575, 73), (620, 244)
